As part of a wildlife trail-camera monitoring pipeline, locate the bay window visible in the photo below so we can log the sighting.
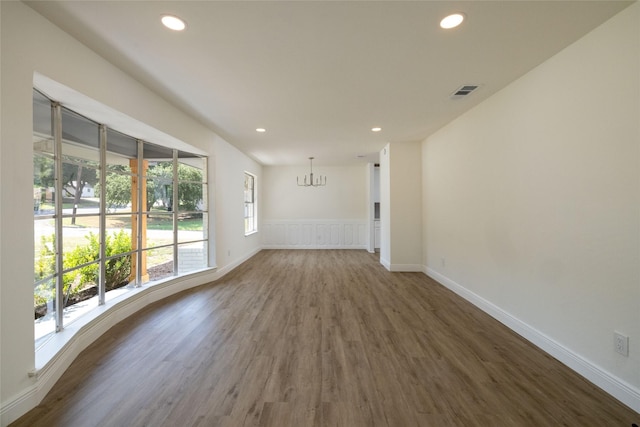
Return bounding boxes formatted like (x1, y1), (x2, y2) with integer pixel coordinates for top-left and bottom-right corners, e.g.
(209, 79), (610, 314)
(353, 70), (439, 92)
(33, 89), (209, 345)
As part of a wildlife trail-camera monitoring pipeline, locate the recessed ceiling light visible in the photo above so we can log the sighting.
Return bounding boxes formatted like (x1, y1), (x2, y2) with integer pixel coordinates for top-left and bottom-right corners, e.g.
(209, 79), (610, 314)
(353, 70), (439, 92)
(440, 13), (465, 29)
(371, 127), (382, 132)
(256, 128), (266, 133)
(161, 15), (186, 31)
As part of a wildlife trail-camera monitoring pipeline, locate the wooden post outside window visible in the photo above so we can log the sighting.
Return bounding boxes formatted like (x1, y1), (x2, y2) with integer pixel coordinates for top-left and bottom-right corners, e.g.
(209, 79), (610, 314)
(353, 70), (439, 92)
(130, 159), (149, 283)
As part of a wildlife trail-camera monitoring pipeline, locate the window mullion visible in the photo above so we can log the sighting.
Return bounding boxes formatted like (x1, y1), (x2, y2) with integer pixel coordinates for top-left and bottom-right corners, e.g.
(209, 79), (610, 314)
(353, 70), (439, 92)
(135, 140), (143, 287)
(52, 102), (64, 332)
(98, 125), (107, 304)
(172, 149), (178, 276)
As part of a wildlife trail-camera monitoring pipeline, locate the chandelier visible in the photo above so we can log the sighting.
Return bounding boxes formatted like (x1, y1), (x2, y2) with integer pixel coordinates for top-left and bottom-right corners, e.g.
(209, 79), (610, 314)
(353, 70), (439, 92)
(297, 157), (326, 187)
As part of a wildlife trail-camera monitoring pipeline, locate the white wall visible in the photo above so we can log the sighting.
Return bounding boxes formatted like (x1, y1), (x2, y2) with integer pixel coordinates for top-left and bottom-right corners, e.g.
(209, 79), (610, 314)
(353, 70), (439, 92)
(262, 164), (367, 220)
(261, 164), (368, 248)
(389, 142), (423, 271)
(380, 142), (423, 271)
(379, 145), (391, 265)
(0, 2), (262, 424)
(423, 2), (639, 411)
(213, 138), (262, 268)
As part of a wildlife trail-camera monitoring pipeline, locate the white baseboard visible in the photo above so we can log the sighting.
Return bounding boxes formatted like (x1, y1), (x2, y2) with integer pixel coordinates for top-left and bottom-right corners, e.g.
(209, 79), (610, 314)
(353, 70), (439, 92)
(262, 245), (368, 250)
(380, 256), (391, 271)
(378, 258), (422, 272)
(0, 249), (261, 427)
(213, 247), (261, 278)
(388, 263), (423, 272)
(425, 266), (640, 414)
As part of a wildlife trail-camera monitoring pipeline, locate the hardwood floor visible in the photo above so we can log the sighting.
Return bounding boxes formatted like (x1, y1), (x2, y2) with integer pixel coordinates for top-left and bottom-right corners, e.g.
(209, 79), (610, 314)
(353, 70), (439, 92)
(12, 250), (639, 426)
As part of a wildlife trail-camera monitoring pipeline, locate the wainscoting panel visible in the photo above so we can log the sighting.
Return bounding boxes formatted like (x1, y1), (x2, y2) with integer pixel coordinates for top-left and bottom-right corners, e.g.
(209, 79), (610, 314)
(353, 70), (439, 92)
(287, 224), (300, 245)
(263, 220), (368, 249)
(330, 224), (340, 245)
(317, 224), (328, 246)
(344, 224), (354, 246)
(302, 224), (313, 246)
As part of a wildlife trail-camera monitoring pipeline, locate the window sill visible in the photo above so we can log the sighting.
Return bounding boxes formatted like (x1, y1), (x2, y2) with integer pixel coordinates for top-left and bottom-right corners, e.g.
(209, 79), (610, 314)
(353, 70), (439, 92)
(33, 266), (217, 374)
(244, 230), (258, 237)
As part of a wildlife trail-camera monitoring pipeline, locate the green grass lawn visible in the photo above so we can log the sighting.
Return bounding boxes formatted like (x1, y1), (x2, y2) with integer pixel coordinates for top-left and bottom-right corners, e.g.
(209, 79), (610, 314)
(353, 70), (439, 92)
(61, 213), (203, 230)
(37, 197), (99, 211)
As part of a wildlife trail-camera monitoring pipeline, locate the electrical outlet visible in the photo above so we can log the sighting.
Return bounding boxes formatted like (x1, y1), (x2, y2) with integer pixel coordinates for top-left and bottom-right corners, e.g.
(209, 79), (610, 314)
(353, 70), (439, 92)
(441, 258), (446, 268)
(614, 332), (629, 357)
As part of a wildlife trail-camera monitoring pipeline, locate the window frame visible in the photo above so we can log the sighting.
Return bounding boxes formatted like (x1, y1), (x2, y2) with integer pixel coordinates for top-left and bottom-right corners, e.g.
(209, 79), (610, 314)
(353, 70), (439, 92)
(243, 171), (257, 236)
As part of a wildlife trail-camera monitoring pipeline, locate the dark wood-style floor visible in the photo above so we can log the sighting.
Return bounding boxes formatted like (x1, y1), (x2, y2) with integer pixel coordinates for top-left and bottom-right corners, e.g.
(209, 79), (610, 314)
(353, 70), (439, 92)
(12, 250), (639, 426)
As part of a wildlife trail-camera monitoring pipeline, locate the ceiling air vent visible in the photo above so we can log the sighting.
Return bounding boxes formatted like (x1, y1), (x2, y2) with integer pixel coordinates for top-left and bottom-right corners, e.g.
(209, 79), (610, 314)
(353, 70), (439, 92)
(450, 84), (480, 99)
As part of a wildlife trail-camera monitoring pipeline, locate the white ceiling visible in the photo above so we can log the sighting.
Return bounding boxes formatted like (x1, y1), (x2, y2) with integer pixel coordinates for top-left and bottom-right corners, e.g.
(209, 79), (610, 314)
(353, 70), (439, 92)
(26, 1), (632, 166)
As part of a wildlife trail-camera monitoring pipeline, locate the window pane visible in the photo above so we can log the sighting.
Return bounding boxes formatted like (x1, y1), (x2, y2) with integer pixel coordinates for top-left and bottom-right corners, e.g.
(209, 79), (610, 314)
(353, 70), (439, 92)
(61, 263), (100, 326)
(105, 228), (133, 258)
(244, 174), (254, 202)
(178, 241), (207, 274)
(145, 143), (174, 212)
(104, 253), (132, 291)
(177, 160), (204, 181)
(35, 219), (56, 282)
(105, 132), (135, 213)
(61, 155), (99, 176)
(143, 142), (173, 164)
(61, 110), (100, 227)
(244, 202), (254, 219)
(146, 212), (173, 248)
(62, 215), (100, 254)
(34, 135), (54, 156)
(146, 160), (174, 179)
(33, 90), (53, 137)
(34, 91), (55, 218)
(145, 247), (174, 281)
(244, 172), (256, 234)
(178, 182), (203, 212)
(106, 214), (133, 252)
(34, 154), (55, 216)
(247, 173), (254, 187)
(35, 277), (56, 345)
(62, 108), (99, 150)
(178, 155), (206, 183)
(146, 178), (173, 212)
(178, 213), (205, 243)
(34, 219), (56, 341)
(62, 152), (100, 167)
(107, 128), (137, 159)
(60, 162), (100, 217)
(105, 170), (133, 213)
(105, 253), (135, 303)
